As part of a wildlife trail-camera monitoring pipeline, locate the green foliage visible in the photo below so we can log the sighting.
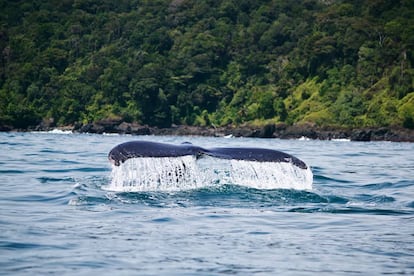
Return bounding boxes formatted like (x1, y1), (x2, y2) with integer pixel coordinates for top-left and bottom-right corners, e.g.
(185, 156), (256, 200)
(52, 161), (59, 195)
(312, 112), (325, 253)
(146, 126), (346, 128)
(398, 93), (414, 129)
(0, 0), (413, 129)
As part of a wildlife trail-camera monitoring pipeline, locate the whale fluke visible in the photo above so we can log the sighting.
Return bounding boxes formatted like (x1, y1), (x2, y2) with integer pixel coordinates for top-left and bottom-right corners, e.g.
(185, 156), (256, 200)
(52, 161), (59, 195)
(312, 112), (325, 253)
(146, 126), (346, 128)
(108, 140), (308, 169)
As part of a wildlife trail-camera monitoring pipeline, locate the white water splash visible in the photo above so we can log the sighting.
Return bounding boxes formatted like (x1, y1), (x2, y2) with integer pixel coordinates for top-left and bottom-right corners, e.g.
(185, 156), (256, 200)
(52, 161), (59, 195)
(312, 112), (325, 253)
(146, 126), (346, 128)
(32, 128), (73, 134)
(105, 156), (313, 192)
(229, 160), (313, 190)
(106, 156), (205, 192)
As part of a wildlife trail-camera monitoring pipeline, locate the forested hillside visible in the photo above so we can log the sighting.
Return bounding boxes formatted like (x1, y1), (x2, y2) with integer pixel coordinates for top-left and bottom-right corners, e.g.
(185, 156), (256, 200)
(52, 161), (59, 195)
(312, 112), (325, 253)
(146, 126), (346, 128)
(1, 0), (413, 130)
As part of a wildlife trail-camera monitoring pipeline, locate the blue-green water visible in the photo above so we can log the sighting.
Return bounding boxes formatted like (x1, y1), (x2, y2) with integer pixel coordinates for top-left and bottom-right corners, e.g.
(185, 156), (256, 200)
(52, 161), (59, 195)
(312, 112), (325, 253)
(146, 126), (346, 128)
(0, 132), (413, 275)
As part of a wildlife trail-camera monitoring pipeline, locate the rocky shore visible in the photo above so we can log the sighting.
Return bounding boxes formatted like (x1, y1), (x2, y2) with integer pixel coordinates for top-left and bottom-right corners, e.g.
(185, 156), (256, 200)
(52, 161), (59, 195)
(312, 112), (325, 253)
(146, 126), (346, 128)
(2, 118), (414, 142)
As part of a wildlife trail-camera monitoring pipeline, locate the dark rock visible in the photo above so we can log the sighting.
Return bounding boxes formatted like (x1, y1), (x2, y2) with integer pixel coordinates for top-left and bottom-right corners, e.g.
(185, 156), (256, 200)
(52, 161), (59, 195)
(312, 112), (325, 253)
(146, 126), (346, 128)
(351, 130), (372, 141)
(0, 124), (12, 131)
(95, 118), (123, 133)
(92, 123), (106, 134)
(248, 129), (262, 138)
(116, 122), (132, 134)
(36, 117), (55, 131)
(369, 128), (388, 141)
(133, 126), (151, 135)
(277, 124), (317, 139)
(73, 122), (83, 131)
(3, 117), (414, 142)
(78, 123), (93, 133)
(261, 124), (276, 138)
(230, 127), (255, 137)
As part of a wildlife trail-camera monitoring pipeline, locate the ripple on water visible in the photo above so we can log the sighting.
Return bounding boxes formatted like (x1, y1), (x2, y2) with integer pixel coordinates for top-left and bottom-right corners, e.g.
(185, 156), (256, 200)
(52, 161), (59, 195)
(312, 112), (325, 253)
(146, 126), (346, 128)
(69, 184), (352, 212)
(2, 133), (414, 275)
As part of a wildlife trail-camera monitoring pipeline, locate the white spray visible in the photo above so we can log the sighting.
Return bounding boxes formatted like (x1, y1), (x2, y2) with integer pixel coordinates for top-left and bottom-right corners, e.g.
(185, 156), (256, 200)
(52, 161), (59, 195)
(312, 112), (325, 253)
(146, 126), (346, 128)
(105, 156), (313, 192)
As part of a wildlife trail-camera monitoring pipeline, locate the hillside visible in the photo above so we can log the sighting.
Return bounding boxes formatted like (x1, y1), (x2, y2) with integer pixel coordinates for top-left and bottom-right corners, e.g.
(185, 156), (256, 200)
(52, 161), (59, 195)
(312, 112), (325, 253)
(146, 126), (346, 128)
(0, 0), (413, 131)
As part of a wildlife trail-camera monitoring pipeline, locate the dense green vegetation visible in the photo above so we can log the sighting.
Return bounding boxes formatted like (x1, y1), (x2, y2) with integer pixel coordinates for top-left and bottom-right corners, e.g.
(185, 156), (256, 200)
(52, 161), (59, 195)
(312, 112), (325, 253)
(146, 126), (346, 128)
(1, 0), (413, 129)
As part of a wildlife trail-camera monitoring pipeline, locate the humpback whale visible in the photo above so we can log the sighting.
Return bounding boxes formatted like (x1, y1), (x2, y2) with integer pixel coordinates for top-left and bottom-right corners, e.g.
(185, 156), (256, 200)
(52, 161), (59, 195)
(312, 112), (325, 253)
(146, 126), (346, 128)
(108, 140), (308, 169)
(107, 140), (312, 191)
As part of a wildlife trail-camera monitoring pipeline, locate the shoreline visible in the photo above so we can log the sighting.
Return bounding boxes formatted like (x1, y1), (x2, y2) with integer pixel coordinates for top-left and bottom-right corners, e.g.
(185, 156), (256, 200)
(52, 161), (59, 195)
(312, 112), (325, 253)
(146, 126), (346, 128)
(2, 120), (414, 142)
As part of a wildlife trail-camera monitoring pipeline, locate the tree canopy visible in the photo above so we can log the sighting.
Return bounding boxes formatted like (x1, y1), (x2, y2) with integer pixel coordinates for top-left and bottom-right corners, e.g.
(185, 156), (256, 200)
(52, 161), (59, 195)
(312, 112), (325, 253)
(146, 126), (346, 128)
(1, 0), (413, 129)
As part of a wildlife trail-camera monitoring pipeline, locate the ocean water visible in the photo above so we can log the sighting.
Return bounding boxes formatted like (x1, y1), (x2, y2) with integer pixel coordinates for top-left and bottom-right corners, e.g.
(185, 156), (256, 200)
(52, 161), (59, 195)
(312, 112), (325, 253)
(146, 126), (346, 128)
(0, 132), (413, 275)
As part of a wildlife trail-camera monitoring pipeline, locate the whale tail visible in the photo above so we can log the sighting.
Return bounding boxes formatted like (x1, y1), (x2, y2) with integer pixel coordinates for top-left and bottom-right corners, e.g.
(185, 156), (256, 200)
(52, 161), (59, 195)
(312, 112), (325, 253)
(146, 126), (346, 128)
(108, 140), (308, 169)
(107, 140), (312, 191)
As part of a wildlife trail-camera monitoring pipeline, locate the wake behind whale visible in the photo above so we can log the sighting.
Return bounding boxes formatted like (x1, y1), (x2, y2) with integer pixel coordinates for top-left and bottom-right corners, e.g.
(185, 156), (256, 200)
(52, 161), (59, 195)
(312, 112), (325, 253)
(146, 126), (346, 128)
(106, 141), (313, 192)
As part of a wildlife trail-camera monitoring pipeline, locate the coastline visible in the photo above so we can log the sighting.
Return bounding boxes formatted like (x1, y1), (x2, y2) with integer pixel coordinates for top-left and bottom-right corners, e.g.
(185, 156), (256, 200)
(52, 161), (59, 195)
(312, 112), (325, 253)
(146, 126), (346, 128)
(2, 119), (414, 142)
